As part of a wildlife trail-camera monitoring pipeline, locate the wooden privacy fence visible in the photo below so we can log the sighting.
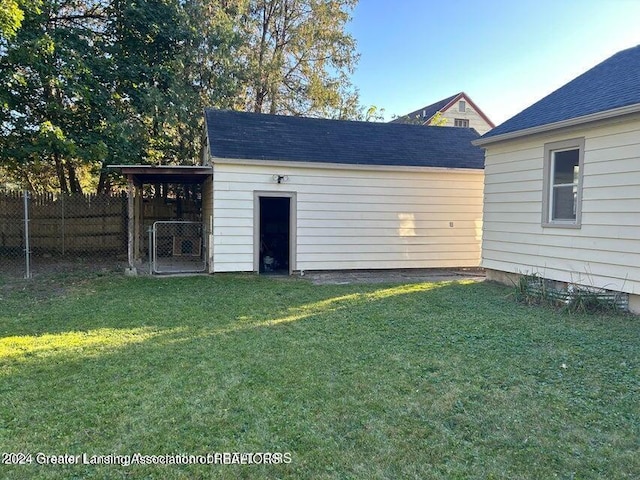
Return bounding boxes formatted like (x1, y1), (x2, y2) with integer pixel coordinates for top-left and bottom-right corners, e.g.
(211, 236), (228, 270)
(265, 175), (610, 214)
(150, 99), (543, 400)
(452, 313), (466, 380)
(1, 191), (203, 257)
(0, 191), (128, 255)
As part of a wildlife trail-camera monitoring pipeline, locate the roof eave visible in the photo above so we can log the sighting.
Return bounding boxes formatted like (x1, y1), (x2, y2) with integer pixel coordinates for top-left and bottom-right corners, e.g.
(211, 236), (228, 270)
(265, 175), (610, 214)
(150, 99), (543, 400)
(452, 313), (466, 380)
(209, 156), (484, 173)
(473, 103), (640, 147)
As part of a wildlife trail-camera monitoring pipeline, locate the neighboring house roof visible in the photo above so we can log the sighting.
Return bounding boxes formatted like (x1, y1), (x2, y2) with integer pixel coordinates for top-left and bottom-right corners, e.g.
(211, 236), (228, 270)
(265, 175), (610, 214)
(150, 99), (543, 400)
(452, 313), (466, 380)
(205, 109), (485, 169)
(391, 92), (495, 128)
(478, 44), (640, 144)
(391, 93), (459, 124)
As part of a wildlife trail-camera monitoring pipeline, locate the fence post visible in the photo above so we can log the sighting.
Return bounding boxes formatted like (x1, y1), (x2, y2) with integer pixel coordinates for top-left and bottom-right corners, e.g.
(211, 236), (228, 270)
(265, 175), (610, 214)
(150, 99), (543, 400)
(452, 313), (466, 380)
(23, 190), (31, 279)
(125, 176), (137, 275)
(148, 226), (153, 275)
(61, 193), (65, 256)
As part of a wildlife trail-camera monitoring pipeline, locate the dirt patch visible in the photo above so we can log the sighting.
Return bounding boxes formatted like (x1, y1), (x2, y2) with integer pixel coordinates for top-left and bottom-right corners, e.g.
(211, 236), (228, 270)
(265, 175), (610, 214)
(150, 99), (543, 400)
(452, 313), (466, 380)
(302, 268), (485, 285)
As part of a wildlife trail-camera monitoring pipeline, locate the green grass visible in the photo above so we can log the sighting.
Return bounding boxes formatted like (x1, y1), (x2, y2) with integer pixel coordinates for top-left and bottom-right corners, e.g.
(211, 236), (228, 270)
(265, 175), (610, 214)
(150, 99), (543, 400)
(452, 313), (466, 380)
(0, 274), (638, 479)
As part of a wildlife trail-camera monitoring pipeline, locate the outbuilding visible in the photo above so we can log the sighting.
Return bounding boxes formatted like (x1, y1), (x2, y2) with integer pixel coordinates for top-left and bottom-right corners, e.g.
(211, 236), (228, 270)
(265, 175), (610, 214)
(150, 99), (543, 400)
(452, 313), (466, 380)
(204, 109), (484, 274)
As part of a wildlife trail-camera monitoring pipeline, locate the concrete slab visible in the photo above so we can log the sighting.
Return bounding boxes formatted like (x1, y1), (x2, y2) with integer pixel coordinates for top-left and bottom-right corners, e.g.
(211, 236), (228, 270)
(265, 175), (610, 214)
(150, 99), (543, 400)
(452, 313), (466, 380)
(302, 268), (485, 285)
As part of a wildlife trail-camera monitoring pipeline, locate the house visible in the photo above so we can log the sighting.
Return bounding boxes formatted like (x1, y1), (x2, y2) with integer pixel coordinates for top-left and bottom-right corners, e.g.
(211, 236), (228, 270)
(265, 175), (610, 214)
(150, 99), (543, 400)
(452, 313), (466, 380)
(391, 92), (495, 135)
(203, 109), (485, 274)
(474, 44), (640, 313)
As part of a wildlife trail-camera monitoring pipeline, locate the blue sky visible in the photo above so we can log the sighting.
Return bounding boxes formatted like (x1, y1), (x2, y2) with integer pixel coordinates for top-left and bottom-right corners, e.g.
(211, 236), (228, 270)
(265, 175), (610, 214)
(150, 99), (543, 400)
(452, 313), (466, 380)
(347, 0), (640, 125)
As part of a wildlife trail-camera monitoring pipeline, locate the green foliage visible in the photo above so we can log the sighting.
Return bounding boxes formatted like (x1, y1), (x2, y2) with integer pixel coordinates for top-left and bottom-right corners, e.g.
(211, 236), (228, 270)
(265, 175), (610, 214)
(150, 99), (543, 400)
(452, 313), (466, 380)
(0, 0), (110, 193)
(0, 0), (35, 40)
(513, 273), (626, 314)
(241, 0), (360, 119)
(0, 0), (247, 193)
(361, 105), (386, 122)
(429, 110), (448, 126)
(0, 0), (22, 39)
(1, 0), (364, 193)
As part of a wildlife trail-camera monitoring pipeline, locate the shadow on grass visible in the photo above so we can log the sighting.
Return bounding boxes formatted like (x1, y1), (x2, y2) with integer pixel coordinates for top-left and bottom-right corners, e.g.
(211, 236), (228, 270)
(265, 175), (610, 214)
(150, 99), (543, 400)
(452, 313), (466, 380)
(0, 279), (462, 367)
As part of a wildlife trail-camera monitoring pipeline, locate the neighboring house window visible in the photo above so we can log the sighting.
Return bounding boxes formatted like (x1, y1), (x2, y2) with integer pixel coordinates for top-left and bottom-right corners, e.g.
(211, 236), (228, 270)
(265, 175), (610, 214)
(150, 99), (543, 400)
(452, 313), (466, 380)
(454, 118), (469, 127)
(458, 100), (466, 112)
(542, 138), (585, 228)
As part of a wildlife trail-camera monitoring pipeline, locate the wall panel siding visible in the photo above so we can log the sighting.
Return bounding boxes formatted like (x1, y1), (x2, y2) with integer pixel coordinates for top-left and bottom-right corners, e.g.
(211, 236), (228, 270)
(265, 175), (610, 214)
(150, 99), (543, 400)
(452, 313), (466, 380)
(440, 99), (493, 135)
(212, 162), (484, 272)
(482, 116), (640, 294)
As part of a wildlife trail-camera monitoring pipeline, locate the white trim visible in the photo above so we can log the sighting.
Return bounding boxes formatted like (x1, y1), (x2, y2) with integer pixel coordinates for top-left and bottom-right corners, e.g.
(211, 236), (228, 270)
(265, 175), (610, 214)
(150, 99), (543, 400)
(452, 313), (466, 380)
(253, 191), (297, 274)
(473, 103), (640, 147)
(209, 156), (484, 174)
(541, 137), (585, 229)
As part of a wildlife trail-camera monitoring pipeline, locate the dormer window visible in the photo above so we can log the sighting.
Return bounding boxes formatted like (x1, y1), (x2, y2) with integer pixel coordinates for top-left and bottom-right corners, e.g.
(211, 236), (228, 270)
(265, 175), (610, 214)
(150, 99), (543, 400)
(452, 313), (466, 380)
(458, 100), (466, 112)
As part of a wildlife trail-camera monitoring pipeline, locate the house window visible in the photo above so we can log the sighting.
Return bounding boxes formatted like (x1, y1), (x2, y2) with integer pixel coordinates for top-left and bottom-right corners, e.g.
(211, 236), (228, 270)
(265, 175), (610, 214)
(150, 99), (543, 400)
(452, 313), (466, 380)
(543, 138), (585, 228)
(454, 118), (469, 128)
(459, 100), (466, 112)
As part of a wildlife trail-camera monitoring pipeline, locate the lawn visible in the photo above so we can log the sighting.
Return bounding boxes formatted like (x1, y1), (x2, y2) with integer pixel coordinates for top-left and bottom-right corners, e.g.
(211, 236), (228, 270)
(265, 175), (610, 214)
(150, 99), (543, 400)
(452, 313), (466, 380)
(0, 273), (638, 479)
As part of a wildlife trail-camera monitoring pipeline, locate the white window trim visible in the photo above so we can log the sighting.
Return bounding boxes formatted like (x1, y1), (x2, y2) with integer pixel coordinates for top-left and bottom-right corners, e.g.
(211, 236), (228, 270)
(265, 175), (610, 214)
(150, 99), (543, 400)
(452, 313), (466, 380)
(542, 137), (585, 228)
(253, 191), (297, 274)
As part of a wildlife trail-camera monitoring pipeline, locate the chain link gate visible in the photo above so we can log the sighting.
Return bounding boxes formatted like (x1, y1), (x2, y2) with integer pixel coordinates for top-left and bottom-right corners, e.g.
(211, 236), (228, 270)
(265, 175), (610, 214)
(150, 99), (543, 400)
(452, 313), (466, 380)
(151, 221), (206, 274)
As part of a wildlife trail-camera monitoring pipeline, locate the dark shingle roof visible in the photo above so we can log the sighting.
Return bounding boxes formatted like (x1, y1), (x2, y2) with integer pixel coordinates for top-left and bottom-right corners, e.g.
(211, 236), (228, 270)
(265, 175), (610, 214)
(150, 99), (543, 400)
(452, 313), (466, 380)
(205, 109), (484, 170)
(482, 44), (640, 140)
(389, 93), (459, 124)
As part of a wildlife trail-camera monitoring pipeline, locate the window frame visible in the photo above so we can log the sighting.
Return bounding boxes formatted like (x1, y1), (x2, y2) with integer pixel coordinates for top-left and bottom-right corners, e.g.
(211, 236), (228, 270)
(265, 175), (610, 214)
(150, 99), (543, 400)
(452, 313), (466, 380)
(542, 137), (585, 228)
(458, 100), (466, 112)
(454, 118), (469, 128)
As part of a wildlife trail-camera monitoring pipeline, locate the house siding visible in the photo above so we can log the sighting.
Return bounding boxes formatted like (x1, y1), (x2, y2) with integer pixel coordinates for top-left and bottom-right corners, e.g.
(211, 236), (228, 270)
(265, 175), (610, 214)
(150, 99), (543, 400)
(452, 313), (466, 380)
(212, 161), (484, 273)
(440, 97), (493, 135)
(482, 116), (640, 294)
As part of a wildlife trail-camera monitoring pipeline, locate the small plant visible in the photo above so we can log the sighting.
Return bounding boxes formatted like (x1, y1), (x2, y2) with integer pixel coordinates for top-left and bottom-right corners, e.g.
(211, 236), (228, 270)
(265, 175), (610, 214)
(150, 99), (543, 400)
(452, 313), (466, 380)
(513, 273), (627, 314)
(513, 273), (552, 305)
(563, 287), (626, 314)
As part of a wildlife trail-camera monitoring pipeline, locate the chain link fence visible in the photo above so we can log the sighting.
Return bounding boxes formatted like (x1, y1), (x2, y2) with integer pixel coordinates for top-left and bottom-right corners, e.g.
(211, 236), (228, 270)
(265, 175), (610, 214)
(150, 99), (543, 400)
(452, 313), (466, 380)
(1, 189), (206, 280)
(151, 221), (206, 274)
(1, 191), (128, 279)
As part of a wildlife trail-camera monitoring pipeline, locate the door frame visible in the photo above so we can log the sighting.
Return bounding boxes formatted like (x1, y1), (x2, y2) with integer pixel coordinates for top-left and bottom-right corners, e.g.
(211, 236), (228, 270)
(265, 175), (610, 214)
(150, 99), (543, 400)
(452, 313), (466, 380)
(253, 191), (297, 274)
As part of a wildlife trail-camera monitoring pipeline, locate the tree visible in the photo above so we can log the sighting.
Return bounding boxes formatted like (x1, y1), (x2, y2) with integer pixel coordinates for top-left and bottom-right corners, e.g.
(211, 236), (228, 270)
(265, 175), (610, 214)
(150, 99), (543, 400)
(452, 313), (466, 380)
(0, 0), (35, 40)
(0, 0), (243, 193)
(0, 0), (114, 193)
(240, 0), (360, 119)
(0, 0), (364, 193)
(96, 0), (247, 192)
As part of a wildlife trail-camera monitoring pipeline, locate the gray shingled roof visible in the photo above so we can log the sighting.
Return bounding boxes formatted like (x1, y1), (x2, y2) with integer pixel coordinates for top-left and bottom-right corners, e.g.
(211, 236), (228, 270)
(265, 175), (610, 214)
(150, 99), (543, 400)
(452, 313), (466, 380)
(205, 109), (484, 169)
(482, 44), (640, 139)
(389, 93), (459, 124)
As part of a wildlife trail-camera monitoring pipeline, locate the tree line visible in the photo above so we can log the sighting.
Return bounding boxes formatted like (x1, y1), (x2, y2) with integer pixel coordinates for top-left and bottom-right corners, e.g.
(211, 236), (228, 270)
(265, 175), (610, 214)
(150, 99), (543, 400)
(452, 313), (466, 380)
(0, 0), (363, 194)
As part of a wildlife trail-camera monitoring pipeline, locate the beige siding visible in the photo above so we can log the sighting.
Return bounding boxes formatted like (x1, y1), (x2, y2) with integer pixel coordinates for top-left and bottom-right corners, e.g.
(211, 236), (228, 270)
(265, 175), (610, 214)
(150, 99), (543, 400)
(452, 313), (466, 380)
(212, 162), (484, 272)
(439, 96), (493, 135)
(482, 116), (640, 294)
